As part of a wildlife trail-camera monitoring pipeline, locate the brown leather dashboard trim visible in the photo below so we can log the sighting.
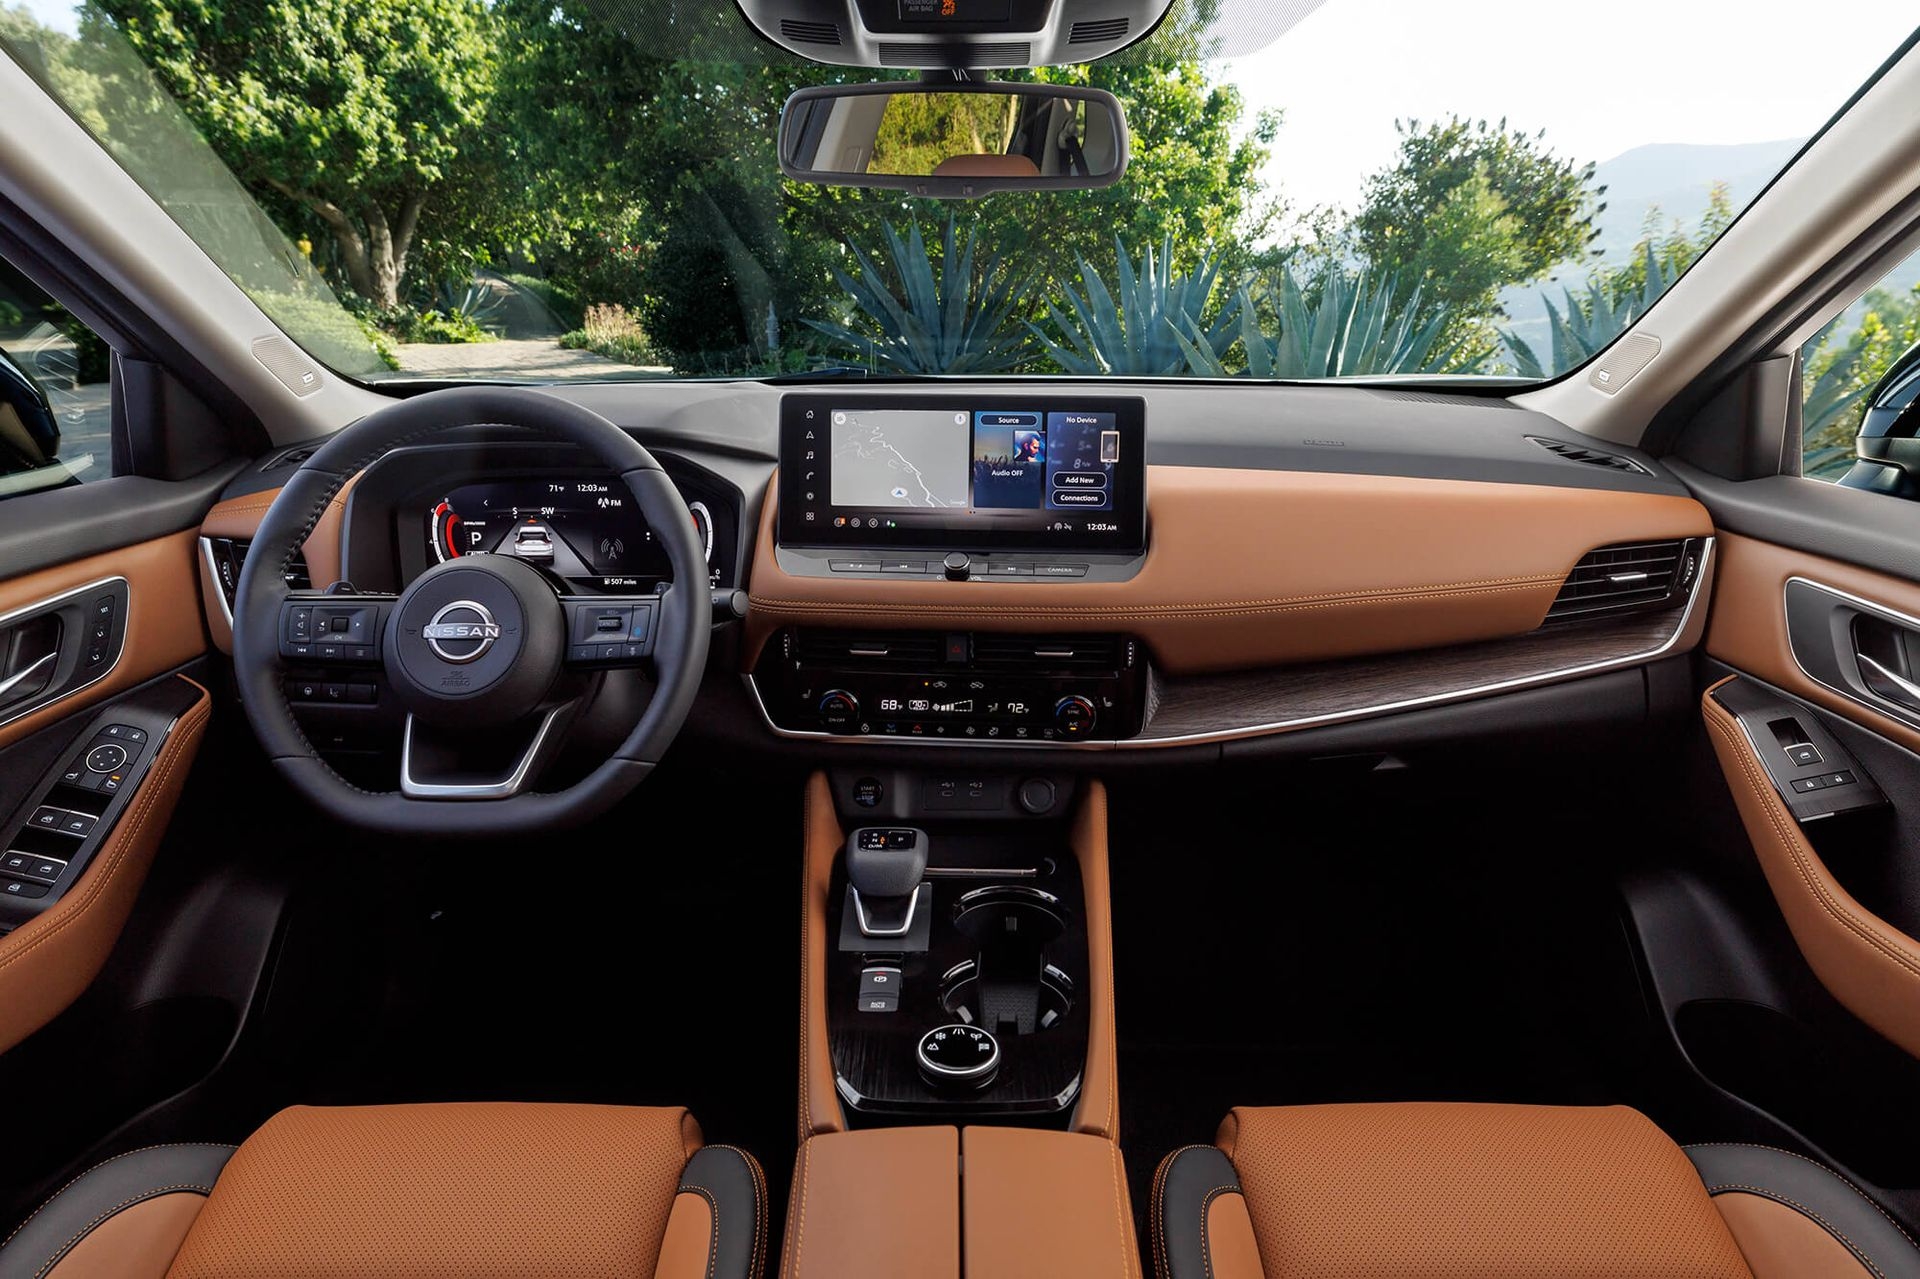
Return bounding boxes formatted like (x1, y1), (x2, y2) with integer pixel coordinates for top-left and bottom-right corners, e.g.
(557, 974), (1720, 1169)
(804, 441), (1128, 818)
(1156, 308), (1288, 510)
(745, 466), (1711, 674)
(1069, 779), (1120, 1140)
(800, 772), (846, 1141)
(1703, 678), (1920, 1059)
(198, 476), (358, 654)
(1707, 531), (1920, 757)
(0, 677), (211, 1055)
(0, 532), (205, 751)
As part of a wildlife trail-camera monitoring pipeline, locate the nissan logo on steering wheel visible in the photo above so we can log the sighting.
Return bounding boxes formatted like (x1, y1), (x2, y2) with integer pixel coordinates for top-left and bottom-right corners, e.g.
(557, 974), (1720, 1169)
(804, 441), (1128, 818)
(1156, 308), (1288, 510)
(421, 600), (503, 663)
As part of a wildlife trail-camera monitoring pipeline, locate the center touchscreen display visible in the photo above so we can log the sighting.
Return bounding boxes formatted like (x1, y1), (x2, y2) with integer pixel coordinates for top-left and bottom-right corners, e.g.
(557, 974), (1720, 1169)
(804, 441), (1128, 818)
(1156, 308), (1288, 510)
(778, 395), (1145, 552)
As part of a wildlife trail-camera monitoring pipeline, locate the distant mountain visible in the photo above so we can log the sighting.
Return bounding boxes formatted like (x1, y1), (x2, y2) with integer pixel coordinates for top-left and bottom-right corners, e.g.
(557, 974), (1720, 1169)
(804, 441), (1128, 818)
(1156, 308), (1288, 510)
(1500, 137), (1806, 359)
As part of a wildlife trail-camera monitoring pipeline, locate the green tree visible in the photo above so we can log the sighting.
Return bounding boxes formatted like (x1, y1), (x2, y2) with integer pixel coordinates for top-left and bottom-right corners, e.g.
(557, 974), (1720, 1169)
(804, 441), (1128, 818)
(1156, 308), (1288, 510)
(1802, 285), (1920, 476)
(88, 0), (500, 309)
(1349, 116), (1602, 351)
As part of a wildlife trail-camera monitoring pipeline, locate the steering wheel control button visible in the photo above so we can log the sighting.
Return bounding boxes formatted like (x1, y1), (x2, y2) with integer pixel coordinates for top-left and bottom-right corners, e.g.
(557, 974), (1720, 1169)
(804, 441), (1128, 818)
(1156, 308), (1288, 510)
(85, 743), (128, 773)
(943, 552), (972, 581)
(917, 1024), (1000, 1090)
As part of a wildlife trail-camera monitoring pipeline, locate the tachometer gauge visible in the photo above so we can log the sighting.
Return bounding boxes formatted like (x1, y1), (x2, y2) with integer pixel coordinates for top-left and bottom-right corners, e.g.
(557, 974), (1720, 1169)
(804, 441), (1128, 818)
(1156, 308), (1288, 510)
(688, 501), (714, 565)
(430, 499), (464, 563)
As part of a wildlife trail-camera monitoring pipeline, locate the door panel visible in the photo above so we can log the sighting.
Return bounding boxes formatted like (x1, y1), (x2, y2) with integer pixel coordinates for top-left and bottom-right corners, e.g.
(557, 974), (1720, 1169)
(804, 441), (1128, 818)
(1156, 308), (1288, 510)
(0, 530), (204, 751)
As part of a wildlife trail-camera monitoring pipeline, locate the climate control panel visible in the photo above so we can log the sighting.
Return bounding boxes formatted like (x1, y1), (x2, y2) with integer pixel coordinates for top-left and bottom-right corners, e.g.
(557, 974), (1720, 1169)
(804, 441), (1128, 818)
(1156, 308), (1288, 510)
(753, 628), (1147, 743)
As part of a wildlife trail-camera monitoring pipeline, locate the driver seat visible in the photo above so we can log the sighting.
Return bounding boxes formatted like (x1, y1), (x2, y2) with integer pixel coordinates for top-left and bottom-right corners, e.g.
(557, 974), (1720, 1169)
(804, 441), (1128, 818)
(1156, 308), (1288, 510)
(0, 1102), (764, 1279)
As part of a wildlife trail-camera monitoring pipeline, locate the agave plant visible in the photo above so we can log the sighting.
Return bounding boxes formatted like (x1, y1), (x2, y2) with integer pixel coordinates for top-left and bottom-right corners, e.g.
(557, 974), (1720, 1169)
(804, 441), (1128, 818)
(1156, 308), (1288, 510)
(1502, 242), (1673, 378)
(805, 220), (1029, 375)
(1031, 235), (1235, 376)
(437, 279), (508, 326)
(1801, 347), (1876, 480)
(1177, 264), (1482, 378)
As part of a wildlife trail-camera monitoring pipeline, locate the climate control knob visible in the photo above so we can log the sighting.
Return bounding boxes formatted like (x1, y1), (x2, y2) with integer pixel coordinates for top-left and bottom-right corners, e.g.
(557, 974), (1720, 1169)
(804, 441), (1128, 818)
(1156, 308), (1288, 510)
(818, 689), (859, 729)
(1053, 695), (1097, 738)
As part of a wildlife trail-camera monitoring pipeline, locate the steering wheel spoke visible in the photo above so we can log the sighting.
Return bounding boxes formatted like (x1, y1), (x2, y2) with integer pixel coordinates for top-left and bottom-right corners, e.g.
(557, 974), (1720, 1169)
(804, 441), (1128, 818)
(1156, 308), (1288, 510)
(560, 594), (661, 668)
(278, 593), (393, 665)
(399, 701), (576, 799)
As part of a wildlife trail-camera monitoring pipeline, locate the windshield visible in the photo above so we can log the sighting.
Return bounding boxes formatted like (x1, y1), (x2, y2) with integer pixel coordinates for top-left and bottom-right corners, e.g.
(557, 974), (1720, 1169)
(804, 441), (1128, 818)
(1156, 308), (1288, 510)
(2, 0), (1913, 385)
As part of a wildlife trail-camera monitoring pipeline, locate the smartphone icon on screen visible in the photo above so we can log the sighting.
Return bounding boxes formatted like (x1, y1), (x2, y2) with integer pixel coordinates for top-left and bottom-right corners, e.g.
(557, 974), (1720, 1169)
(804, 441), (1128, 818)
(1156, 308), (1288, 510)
(1100, 430), (1120, 464)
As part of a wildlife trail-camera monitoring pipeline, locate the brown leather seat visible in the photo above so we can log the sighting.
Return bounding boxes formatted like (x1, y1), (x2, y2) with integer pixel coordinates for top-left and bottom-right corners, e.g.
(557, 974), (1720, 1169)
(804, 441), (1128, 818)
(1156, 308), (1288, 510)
(0, 1102), (764, 1279)
(1153, 1102), (1920, 1279)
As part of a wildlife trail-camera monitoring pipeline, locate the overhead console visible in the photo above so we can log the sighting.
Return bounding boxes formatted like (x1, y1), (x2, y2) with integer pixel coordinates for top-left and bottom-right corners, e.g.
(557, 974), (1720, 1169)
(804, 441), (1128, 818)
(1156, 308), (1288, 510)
(737, 0), (1173, 68)
(776, 393), (1146, 583)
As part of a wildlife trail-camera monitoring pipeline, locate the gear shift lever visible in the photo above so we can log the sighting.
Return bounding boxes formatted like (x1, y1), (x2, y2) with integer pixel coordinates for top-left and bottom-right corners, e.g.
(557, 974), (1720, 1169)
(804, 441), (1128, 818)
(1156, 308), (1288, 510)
(846, 827), (929, 937)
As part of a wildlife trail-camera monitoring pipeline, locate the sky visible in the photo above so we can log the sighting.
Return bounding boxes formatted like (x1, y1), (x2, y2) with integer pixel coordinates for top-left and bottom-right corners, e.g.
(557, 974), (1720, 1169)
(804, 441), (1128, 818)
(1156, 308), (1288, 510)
(1222, 1), (1919, 218)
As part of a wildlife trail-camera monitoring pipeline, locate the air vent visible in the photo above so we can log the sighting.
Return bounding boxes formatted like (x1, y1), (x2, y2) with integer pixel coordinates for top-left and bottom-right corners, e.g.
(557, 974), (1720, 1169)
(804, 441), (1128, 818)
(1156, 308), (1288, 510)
(779, 18), (841, 44)
(794, 629), (945, 669)
(206, 536), (312, 611)
(1546, 540), (1686, 622)
(878, 41), (1030, 66)
(1527, 435), (1649, 474)
(972, 634), (1126, 672)
(1068, 17), (1130, 42)
(261, 446), (317, 472)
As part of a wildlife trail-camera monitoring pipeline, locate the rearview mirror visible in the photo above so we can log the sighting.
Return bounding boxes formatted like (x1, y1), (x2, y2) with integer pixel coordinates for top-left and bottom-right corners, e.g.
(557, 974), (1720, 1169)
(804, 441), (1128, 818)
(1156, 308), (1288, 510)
(779, 82), (1129, 198)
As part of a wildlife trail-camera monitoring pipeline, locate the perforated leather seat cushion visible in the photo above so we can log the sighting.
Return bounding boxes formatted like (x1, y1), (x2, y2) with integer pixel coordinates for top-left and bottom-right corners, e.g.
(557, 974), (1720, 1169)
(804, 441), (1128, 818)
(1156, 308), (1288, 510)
(164, 1103), (703, 1279)
(1218, 1103), (1754, 1279)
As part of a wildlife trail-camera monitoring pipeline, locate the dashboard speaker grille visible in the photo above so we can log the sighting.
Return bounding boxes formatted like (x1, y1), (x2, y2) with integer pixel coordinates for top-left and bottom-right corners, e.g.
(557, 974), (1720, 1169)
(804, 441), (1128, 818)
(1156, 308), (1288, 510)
(1546, 540), (1686, 622)
(250, 335), (323, 397)
(1069, 17), (1130, 42)
(879, 41), (1030, 65)
(1589, 332), (1661, 394)
(779, 18), (841, 44)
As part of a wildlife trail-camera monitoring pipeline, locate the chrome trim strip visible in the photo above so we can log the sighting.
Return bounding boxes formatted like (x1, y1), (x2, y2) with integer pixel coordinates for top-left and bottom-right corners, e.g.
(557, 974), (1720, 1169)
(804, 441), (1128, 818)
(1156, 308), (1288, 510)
(0, 651), (56, 700)
(399, 705), (565, 799)
(1781, 575), (1920, 734)
(198, 536), (235, 628)
(0, 576), (128, 732)
(744, 537), (1716, 750)
(850, 884), (924, 938)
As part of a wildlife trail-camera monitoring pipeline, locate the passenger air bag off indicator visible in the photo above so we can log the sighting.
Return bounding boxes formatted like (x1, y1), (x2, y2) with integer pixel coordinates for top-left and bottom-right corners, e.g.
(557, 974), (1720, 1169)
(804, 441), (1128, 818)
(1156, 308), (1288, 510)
(898, 0), (1013, 19)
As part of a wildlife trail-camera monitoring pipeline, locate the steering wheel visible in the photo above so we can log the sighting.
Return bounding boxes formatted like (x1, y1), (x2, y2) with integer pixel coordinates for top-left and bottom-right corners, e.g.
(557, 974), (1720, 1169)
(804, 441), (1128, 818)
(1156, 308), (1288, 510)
(231, 387), (710, 836)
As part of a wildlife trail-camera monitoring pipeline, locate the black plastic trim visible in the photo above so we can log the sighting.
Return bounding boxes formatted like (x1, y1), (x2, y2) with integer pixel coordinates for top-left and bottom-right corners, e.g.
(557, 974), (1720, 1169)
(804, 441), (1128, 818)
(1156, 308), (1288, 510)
(0, 466), (244, 580)
(1670, 460), (1920, 582)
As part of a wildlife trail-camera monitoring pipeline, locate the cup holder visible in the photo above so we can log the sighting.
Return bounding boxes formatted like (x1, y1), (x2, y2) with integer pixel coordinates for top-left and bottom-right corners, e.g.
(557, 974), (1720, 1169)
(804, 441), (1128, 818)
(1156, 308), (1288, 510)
(940, 960), (1074, 1036)
(951, 884), (1067, 948)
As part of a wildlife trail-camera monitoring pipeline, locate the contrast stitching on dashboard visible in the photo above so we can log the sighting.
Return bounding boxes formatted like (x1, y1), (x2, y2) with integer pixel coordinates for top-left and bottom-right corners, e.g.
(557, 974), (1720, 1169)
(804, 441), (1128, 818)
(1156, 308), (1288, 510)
(33, 1184), (214, 1279)
(0, 693), (208, 982)
(1683, 1142), (1920, 1251)
(1704, 702), (1920, 983)
(748, 577), (1559, 621)
(1700, 1184), (1884, 1278)
(0, 1143), (229, 1251)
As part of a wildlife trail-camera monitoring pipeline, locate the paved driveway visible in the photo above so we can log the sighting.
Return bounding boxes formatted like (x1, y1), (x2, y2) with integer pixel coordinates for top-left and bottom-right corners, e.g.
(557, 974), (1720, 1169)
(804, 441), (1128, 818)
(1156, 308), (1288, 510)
(393, 338), (670, 382)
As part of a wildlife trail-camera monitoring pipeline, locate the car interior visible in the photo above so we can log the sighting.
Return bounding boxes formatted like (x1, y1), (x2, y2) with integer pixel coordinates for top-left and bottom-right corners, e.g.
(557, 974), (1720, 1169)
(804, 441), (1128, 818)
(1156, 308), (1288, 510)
(4, 0), (1920, 1276)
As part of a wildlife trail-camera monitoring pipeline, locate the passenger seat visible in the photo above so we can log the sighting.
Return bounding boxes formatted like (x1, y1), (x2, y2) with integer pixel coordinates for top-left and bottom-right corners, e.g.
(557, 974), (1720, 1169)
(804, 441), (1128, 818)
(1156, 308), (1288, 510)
(1153, 1102), (1920, 1278)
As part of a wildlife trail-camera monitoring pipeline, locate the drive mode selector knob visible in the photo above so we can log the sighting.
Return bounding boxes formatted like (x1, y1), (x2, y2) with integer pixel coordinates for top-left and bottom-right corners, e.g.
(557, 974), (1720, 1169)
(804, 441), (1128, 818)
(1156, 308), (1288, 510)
(818, 689), (859, 729)
(917, 1024), (1000, 1090)
(1053, 695), (1097, 738)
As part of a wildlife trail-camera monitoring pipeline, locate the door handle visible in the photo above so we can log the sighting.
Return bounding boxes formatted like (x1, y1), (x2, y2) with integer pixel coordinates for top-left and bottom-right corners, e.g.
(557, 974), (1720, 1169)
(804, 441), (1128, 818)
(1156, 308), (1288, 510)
(0, 649), (55, 702)
(1856, 653), (1920, 713)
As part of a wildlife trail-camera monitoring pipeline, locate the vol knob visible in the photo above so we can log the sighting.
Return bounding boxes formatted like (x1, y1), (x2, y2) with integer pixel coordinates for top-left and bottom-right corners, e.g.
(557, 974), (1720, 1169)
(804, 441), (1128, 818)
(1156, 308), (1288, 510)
(818, 689), (859, 729)
(1053, 695), (1097, 738)
(943, 552), (972, 581)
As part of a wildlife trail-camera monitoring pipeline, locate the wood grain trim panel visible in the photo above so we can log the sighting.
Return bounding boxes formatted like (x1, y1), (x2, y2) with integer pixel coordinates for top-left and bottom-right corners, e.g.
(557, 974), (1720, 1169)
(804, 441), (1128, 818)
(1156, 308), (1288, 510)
(1703, 680), (1920, 1058)
(198, 475), (358, 654)
(0, 678), (210, 1054)
(745, 466), (1711, 675)
(0, 531), (204, 751)
(1141, 605), (1692, 741)
(1708, 531), (1920, 757)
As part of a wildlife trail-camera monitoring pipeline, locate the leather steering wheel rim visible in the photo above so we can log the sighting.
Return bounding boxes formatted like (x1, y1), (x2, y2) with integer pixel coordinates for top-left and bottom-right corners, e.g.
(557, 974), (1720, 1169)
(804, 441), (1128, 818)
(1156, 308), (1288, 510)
(231, 386), (710, 837)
